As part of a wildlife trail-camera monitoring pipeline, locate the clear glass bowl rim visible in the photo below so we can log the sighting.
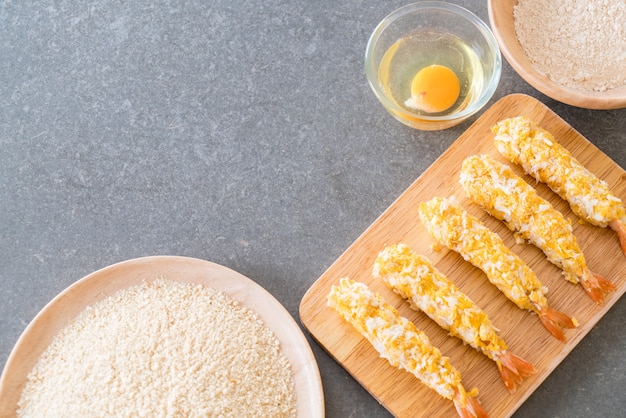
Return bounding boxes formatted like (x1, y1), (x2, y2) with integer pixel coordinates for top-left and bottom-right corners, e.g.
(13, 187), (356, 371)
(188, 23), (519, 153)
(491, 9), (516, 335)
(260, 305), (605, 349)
(364, 1), (502, 122)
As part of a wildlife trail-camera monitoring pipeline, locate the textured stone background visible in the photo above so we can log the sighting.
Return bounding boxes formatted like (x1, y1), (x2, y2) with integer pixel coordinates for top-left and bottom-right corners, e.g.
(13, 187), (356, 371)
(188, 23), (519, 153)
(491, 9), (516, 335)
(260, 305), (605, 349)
(1, 1), (624, 417)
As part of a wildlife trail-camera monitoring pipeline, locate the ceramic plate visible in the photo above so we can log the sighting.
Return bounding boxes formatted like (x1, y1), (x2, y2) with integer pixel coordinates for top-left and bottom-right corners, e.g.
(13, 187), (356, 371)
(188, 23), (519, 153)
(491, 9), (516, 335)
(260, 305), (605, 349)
(0, 256), (324, 417)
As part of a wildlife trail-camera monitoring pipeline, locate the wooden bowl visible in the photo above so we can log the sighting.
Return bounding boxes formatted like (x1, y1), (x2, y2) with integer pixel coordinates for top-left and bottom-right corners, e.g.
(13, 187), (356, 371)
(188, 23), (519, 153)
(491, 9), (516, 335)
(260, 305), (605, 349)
(0, 256), (324, 418)
(488, 0), (626, 109)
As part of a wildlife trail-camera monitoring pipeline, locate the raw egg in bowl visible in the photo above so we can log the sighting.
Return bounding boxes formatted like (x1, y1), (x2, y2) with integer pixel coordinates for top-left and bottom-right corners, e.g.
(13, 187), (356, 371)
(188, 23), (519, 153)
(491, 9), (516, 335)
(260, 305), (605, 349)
(365, 1), (502, 131)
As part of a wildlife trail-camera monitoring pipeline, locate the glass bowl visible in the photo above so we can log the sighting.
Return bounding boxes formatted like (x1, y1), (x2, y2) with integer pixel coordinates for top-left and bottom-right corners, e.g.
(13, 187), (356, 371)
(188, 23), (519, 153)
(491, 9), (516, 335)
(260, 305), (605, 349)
(365, 1), (502, 131)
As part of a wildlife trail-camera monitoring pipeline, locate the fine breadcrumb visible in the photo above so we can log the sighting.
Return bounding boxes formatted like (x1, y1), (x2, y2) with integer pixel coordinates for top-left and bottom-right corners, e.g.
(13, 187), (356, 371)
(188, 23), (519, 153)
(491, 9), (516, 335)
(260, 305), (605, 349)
(18, 279), (296, 418)
(513, 0), (626, 92)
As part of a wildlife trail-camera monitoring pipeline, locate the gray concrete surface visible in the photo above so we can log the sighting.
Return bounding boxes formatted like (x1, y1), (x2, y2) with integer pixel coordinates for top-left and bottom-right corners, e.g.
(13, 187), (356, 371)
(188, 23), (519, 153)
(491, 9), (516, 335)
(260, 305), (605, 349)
(1, 1), (624, 417)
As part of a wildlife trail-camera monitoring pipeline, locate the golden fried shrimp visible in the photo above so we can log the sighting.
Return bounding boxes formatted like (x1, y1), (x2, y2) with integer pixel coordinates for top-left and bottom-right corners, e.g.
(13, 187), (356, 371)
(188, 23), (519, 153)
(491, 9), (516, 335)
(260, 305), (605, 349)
(327, 278), (488, 418)
(373, 243), (536, 392)
(418, 196), (578, 342)
(460, 154), (616, 305)
(492, 116), (626, 256)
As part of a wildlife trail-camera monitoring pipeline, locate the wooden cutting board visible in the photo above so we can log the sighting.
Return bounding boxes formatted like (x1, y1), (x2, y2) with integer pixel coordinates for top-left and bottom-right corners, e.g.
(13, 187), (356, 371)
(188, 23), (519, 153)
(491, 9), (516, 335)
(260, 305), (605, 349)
(299, 94), (626, 418)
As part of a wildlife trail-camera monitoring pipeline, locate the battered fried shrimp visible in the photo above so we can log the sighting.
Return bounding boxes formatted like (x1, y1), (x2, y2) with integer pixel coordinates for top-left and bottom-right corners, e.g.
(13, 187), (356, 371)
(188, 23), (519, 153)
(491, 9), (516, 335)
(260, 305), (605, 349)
(418, 196), (578, 342)
(373, 243), (536, 392)
(492, 116), (626, 256)
(460, 154), (616, 305)
(328, 278), (488, 418)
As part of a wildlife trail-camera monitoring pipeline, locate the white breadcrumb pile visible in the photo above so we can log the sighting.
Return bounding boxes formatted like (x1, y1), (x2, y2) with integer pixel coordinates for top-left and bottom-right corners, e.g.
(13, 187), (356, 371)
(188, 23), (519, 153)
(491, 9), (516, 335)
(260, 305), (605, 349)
(17, 279), (297, 418)
(513, 0), (626, 92)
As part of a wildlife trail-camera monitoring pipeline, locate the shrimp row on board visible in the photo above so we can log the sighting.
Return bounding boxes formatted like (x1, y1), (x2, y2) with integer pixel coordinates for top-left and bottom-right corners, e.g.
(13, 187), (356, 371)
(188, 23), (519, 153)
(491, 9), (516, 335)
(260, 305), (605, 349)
(326, 117), (623, 418)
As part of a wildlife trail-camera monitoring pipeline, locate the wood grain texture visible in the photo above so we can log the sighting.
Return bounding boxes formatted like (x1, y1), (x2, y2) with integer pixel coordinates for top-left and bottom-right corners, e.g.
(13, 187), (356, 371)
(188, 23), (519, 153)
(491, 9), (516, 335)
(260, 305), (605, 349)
(488, 0), (626, 110)
(300, 94), (626, 418)
(0, 256), (324, 418)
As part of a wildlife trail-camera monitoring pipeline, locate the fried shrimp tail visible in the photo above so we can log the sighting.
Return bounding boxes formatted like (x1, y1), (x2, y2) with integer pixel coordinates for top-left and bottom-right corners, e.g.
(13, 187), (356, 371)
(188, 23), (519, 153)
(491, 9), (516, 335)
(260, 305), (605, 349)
(580, 270), (617, 305)
(327, 278), (488, 418)
(454, 387), (489, 418)
(609, 219), (626, 256)
(459, 154), (616, 305)
(533, 303), (579, 343)
(492, 116), (626, 257)
(497, 351), (537, 393)
(373, 243), (536, 392)
(418, 196), (578, 342)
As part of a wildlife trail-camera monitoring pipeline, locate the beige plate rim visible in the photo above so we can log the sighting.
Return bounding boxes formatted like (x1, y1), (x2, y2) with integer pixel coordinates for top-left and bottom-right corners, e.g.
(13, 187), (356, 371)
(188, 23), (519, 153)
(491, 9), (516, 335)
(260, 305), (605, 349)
(0, 255), (324, 418)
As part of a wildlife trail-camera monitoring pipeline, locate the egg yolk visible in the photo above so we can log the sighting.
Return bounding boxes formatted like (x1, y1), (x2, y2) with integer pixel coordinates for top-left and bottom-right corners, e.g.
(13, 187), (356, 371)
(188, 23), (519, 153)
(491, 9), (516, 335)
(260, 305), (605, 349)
(407, 64), (460, 113)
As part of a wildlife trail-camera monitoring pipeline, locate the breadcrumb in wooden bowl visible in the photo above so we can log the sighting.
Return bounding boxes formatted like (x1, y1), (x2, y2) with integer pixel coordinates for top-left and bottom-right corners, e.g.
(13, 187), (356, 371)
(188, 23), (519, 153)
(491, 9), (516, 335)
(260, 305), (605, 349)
(488, 0), (626, 110)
